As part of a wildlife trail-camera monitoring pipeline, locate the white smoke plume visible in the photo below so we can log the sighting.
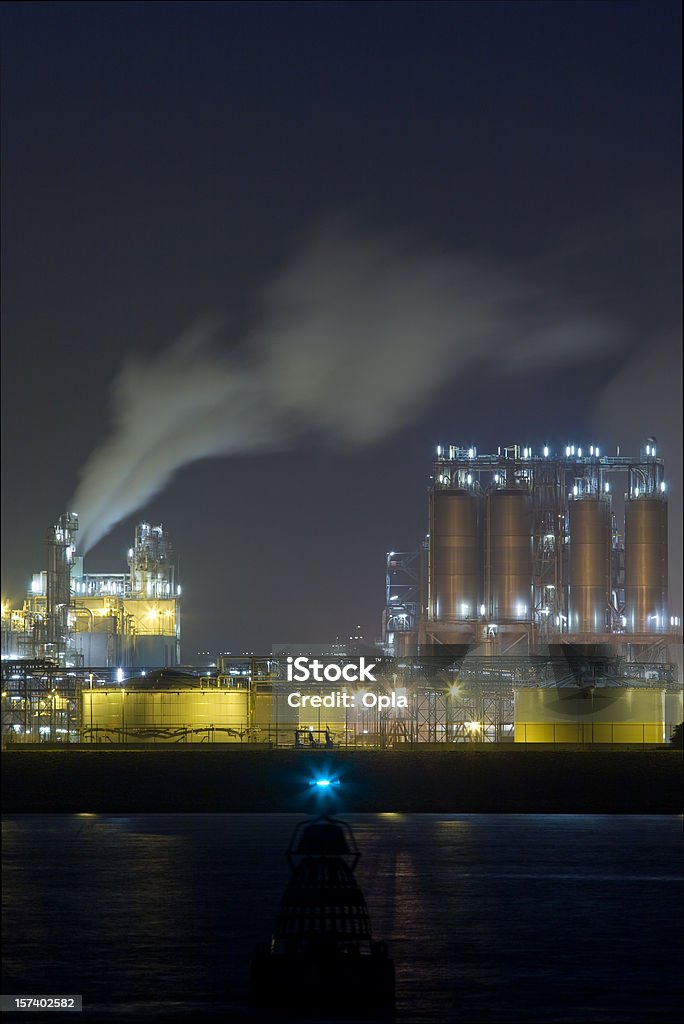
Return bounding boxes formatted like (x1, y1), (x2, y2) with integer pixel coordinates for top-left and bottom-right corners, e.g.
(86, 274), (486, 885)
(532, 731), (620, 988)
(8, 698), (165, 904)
(72, 224), (615, 553)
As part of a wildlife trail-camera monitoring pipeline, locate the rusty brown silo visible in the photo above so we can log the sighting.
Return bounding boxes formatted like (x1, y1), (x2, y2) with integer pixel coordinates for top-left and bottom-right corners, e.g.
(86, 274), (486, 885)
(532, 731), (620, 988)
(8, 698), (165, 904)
(567, 498), (611, 633)
(429, 489), (480, 622)
(486, 490), (532, 623)
(624, 497), (668, 632)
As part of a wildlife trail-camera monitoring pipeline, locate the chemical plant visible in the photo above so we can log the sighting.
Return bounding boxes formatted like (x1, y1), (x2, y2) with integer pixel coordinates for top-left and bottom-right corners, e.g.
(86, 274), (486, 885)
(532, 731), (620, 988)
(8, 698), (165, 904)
(2, 517), (180, 668)
(383, 438), (676, 652)
(1, 439), (682, 747)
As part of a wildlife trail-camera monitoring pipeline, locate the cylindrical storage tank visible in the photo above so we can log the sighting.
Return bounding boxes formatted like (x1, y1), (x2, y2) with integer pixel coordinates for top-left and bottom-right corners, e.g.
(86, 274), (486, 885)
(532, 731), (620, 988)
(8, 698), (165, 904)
(486, 490), (532, 623)
(429, 490), (480, 621)
(624, 498), (668, 632)
(514, 687), (665, 743)
(82, 686), (253, 743)
(568, 498), (611, 633)
(664, 691), (683, 741)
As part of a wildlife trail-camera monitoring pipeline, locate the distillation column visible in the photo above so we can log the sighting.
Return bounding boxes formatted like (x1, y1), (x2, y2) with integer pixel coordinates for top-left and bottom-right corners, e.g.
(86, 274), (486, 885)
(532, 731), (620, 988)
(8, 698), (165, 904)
(486, 488), (533, 624)
(624, 488), (668, 634)
(428, 488), (480, 629)
(567, 496), (611, 634)
(46, 513), (79, 659)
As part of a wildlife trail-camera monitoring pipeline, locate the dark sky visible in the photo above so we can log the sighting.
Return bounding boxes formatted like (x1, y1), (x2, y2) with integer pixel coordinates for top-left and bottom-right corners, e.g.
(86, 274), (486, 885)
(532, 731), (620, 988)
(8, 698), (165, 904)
(1, 1), (681, 656)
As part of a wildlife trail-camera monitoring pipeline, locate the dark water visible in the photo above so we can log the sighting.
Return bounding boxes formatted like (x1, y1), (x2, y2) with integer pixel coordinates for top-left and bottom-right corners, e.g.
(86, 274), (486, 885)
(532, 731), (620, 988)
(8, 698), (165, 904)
(2, 814), (682, 1023)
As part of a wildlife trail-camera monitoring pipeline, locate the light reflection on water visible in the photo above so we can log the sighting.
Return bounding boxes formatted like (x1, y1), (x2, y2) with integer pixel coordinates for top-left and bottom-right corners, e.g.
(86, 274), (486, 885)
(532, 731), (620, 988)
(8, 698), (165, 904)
(2, 814), (682, 1022)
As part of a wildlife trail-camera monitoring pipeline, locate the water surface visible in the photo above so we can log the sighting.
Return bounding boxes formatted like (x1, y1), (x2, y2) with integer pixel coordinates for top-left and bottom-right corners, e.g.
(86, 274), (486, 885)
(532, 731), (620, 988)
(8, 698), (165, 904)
(2, 814), (682, 1022)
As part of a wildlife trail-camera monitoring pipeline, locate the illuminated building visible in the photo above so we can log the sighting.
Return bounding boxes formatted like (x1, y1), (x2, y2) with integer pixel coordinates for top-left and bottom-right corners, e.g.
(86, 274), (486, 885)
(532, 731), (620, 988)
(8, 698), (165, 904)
(383, 438), (679, 652)
(1, 517), (180, 669)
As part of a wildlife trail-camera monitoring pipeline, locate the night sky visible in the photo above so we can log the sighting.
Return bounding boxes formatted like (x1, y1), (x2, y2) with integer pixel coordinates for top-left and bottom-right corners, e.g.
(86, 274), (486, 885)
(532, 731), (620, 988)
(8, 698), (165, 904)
(1, 1), (681, 658)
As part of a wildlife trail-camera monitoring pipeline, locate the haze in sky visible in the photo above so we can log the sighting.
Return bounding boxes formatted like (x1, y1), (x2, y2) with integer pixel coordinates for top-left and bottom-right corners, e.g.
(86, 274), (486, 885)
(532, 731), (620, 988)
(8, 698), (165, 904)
(1, 2), (681, 653)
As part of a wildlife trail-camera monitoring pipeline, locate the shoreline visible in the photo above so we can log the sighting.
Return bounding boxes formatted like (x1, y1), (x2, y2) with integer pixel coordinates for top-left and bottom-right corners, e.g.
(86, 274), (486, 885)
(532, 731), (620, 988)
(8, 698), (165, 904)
(2, 747), (682, 814)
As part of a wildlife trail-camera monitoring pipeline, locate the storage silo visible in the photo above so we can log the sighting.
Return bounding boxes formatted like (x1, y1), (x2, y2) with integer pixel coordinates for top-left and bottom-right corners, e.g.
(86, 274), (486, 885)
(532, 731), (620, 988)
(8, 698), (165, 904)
(428, 489), (480, 622)
(567, 497), (611, 633)
(486, 490), (532, 623)
(624, 497), (668, 632)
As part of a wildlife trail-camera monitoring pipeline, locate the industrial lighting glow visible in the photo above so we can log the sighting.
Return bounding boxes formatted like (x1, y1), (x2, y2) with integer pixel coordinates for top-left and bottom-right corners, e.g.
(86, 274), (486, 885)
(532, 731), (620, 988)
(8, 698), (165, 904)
(479, 604), (485, 616)
(565, 446), (571, 457)
(468, 448), (474, 458)
(543, 446), (549, 457)
(595, 447), (599, 456)
(577, 447), (582, 457)
(660, 482), (666, 492)
(605, 482), (610, 493)
(116, 668), (124, 684)
(573, 485), (578, 496)
(466, 474), (472, 484)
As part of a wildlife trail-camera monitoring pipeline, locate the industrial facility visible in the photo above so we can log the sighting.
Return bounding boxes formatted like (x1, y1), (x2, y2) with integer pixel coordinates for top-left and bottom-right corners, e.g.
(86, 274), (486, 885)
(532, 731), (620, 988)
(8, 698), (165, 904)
(1, 516), (180, 669)
(383, 438), (677, 652)
(1, 439), (681, 746)
(382, 438), (681, 742)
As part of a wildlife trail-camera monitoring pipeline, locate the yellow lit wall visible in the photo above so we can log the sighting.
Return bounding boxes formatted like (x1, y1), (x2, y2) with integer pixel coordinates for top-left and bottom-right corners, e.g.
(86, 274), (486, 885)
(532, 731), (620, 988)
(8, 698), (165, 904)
(514, 687), (665, 743)
(69, 598), (178, 637)
(123, 599), (177, 636)
(82, 687), (251, 742)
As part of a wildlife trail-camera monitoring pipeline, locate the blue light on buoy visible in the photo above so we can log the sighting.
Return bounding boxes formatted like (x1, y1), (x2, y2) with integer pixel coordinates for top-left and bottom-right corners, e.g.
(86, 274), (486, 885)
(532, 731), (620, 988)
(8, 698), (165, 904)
(310, 777), (340, 788)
